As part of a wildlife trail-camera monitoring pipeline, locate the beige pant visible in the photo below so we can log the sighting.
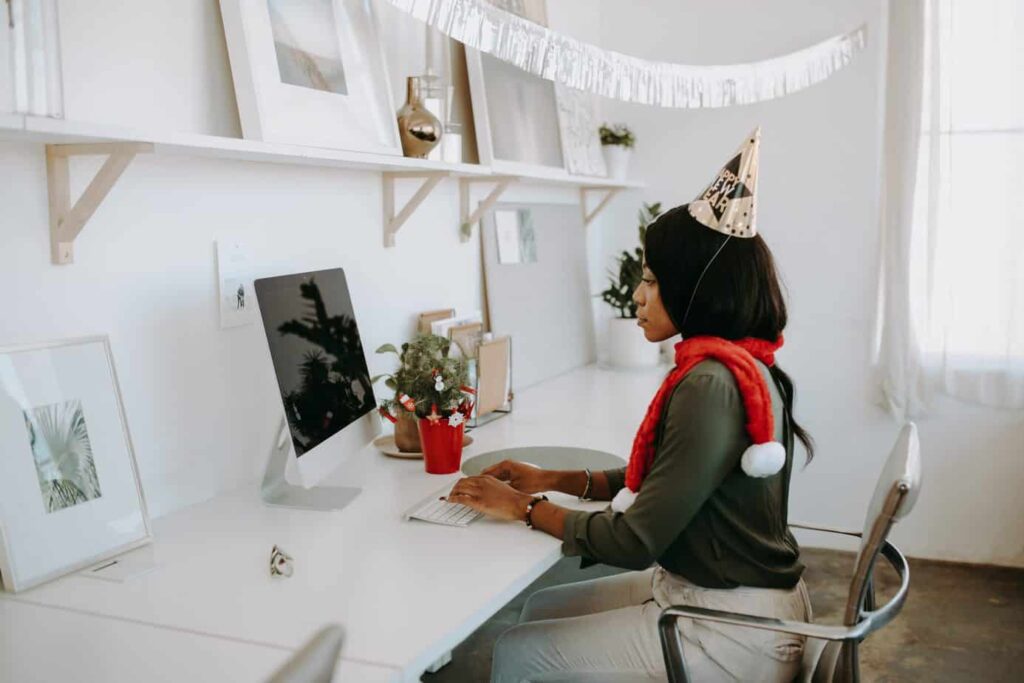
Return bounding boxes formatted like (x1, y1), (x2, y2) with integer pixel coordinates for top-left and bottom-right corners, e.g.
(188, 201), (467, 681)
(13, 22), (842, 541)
(491, 567), (812, 683)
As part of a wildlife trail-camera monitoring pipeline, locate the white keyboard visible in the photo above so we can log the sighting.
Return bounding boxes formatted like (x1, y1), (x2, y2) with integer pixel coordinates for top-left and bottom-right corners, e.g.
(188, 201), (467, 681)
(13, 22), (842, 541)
(403, 486), (483, 527)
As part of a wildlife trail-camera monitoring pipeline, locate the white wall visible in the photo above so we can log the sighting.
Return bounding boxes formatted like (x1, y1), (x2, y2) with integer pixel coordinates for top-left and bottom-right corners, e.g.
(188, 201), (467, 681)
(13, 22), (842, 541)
(0, 0), (631, 517)
(596, 0), (1024, 567)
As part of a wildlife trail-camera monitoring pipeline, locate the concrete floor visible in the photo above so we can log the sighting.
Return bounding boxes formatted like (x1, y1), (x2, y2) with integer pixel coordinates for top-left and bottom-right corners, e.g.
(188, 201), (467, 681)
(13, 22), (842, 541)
(422, 548), (1024, 682)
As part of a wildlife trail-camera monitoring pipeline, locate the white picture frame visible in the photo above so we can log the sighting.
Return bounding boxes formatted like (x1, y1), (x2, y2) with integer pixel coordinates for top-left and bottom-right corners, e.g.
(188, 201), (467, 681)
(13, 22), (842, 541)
(555, 84), (607, 178)
(465, 47), (567, 177)
(0, 336), (151, 592)
(466, 0), (601, 178)
(219, 0), (402, 155)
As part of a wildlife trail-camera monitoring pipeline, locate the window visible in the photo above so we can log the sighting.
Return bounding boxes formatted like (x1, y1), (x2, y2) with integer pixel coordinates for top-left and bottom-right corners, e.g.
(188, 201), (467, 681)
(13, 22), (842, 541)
(914, 0), (1023, 370)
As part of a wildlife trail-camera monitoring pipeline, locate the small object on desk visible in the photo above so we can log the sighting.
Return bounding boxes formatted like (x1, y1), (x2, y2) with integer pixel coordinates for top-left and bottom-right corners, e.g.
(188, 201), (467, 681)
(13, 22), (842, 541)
(270, 545), (294, 578)
(373, 434), (473, 459)
(403, 487), (483, 527)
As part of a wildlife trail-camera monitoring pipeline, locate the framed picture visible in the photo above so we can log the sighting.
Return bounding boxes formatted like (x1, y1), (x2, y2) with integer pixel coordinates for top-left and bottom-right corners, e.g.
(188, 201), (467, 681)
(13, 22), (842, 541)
(466, 0), (603, 177)
(466, 48), (566, 175)
(219, 0), (401, 155)
(555, 84), (607, 177)
(0, 336), (151, 592)
(494, 208), (538, 265)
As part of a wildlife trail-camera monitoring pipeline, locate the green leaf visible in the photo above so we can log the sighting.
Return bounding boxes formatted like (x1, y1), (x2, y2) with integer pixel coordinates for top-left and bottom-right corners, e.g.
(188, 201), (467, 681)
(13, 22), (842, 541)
(375, 343), (399, 355)
(370, 373), (392, 384)
(385, 378), (398, 390)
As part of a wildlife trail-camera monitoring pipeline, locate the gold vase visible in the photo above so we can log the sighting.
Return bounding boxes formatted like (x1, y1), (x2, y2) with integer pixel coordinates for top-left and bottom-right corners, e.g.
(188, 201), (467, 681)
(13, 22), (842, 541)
(397, 76), (442, 159)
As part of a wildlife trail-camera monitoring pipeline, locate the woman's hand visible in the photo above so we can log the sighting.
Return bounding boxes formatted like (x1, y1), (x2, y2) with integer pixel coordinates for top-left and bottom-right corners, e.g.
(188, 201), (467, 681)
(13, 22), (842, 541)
(481, 460), (552, 494)
(447, 475), (533, 522)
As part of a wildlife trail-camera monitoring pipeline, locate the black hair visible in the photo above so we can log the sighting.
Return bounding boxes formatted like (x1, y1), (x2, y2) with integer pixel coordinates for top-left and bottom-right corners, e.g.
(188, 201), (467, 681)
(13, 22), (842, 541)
(644, 204), (815, 462)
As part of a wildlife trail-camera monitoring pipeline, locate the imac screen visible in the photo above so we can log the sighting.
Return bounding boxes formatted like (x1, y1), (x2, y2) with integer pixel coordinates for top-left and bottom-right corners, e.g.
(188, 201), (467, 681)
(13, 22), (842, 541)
(254, 268), (376, 457)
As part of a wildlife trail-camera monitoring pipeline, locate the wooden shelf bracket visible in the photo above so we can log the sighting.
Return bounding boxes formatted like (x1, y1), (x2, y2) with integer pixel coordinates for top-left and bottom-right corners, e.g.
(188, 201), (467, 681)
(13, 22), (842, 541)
(45, 142), (153, 264)
(459, 177), (514, 242)
(382, 171), (448, 248)
(580, 186), (624, 228)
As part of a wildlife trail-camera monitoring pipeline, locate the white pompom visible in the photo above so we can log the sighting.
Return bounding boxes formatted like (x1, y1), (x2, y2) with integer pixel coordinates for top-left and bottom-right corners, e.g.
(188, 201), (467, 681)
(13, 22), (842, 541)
(611, 487), (638, 513)
(741, 441), (786, 478)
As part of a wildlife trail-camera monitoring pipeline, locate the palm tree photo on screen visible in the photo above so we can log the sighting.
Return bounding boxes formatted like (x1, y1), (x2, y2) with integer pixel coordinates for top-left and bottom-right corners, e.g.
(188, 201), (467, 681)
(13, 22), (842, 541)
(276, 277), (375, 455)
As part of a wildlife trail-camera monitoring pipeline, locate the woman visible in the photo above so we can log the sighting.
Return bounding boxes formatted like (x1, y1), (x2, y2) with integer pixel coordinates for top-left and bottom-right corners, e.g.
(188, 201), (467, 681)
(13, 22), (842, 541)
(448, 129), (815, 682)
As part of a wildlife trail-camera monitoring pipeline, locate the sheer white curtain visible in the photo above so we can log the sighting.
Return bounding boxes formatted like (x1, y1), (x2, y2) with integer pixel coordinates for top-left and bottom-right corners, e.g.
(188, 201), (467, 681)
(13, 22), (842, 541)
(875, 0), (1024, 415)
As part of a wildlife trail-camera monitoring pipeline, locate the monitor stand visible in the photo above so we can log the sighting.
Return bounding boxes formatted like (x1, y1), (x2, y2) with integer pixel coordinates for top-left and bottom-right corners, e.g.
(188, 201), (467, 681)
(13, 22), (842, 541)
(260, 418), (361, 511)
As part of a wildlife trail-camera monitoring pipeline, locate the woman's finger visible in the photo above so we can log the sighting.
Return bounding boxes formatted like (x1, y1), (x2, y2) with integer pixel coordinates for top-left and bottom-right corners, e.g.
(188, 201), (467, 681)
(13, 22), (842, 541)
(482, 461), (511, 479)
(447, 491), (481, 507)
(449, 480), (480, 498)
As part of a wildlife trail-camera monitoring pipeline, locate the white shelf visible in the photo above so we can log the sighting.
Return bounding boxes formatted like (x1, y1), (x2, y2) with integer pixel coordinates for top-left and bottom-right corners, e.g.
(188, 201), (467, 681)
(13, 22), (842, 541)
(0, 115), (643, 259)
(1, 115), (644, 189)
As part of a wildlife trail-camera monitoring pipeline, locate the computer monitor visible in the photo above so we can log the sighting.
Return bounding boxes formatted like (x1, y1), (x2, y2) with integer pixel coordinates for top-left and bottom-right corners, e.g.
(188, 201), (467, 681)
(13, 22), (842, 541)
(253, 267), (379, 510)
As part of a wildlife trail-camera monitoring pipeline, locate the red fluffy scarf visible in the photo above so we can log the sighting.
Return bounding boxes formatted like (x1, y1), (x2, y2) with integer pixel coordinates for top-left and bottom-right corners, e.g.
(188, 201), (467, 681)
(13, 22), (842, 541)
(612, 335), (784, 512)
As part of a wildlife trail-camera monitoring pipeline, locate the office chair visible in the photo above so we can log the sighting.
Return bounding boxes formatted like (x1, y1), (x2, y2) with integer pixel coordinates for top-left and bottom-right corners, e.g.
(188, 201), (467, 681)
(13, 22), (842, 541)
(659, 423), (921, 683)
(267, 624), (344, 683)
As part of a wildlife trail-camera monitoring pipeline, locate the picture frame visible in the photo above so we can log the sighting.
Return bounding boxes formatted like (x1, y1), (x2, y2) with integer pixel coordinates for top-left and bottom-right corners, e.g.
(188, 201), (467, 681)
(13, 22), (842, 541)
(0, 336), (152, 592)
(465, 46), (567, 176)
(473, 335), (513, 424)
(465, 0), (604, 178)
(448, 321), (484, 359)
(555, 84), (607, 177)
(219, 0), (402, 155)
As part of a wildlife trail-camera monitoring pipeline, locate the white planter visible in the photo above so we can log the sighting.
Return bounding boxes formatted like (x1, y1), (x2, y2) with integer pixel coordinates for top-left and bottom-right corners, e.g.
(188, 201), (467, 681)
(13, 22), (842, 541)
(606, 317), (661, 369)
(602, 145), (632, 180)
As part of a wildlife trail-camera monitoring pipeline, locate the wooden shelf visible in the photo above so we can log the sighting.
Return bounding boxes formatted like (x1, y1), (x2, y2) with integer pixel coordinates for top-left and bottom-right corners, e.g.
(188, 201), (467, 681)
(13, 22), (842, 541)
(0, 115), (642, 259)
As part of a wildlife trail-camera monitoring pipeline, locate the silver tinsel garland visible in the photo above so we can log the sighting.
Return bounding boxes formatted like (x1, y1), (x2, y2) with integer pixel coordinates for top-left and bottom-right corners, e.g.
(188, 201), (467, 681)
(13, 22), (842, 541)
(385, 0), (867, 108)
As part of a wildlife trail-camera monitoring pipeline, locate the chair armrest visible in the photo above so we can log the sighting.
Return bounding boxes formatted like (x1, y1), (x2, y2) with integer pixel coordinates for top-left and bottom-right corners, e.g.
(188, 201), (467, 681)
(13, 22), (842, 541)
(658, 605), (870, 642)
(789, 521), (863, 538)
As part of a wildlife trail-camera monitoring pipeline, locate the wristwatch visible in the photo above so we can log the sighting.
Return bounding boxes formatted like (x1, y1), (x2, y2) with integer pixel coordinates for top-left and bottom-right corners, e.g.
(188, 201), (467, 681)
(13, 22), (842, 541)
(525, 495), (549, 528)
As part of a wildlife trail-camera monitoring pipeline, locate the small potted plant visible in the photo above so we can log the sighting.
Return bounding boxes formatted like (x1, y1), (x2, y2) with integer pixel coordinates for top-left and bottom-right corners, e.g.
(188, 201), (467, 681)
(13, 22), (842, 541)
(372, 340), (422, 452)
(599, 202), (663, 369)
(599, 123), (635, 180)
(375, 334), (473, 473)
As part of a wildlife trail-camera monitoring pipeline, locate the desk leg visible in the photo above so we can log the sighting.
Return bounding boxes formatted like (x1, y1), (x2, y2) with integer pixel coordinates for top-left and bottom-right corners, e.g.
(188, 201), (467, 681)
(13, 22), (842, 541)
(424, 650), (453, 674)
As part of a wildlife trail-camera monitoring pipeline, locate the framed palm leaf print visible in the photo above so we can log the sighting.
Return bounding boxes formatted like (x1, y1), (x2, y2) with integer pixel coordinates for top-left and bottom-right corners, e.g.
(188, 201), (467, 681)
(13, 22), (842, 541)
(0, 336), (151, 592)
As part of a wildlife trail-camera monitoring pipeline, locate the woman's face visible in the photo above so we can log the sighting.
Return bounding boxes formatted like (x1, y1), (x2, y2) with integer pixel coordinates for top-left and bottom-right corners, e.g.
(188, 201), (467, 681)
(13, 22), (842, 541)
(633, 257), (679, 342)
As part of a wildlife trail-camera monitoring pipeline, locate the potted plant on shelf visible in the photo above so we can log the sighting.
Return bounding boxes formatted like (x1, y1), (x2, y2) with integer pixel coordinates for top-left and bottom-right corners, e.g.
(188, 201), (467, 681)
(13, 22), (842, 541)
(599, 201), (663, 369)
(599, 123), (635, 180)
(374, 334), (474, 473)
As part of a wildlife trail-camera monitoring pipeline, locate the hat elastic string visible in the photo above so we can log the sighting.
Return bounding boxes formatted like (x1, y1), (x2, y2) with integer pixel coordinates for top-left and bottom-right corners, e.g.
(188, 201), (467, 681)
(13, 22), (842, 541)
(679, 234), (732, 332)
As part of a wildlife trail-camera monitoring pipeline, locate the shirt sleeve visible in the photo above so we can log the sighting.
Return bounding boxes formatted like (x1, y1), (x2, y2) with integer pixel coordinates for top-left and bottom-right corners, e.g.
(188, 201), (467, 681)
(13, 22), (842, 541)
(603, 467), (626, 497)
(561, 369), (747, 570)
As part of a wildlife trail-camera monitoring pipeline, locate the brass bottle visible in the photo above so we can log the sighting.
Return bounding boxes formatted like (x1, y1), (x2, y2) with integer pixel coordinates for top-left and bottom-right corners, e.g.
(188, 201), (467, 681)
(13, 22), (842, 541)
(397, 76), (442, 159)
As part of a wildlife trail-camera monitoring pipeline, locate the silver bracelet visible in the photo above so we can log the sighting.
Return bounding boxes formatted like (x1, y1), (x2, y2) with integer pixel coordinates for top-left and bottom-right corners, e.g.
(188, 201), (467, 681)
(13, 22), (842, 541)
(579, 468), (593, 501)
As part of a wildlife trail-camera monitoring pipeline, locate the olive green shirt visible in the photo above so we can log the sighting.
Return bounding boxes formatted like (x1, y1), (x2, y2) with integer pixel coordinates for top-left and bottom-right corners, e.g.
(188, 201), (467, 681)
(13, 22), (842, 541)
(562, 359), (803, 589)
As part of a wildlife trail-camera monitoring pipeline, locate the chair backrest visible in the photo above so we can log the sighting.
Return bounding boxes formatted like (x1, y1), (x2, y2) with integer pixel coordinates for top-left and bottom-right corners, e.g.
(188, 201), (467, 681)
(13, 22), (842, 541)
(267, 624), (344, 683)
(811, 423), (921, 683)
(845, 422), (921, 625)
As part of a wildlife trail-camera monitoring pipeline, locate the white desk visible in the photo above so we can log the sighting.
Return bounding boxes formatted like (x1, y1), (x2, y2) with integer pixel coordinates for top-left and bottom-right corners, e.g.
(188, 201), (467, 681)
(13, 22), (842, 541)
(0, 364), (666, 682)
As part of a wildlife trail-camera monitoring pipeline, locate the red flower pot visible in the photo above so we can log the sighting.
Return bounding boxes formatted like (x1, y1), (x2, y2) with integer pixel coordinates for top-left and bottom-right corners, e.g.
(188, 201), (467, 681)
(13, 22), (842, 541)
(418, 418), (465, 474)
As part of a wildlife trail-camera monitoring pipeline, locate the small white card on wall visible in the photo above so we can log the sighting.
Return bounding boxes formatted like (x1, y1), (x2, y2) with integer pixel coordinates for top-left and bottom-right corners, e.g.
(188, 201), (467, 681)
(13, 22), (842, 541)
(216, 240), (256, 329)
(495, 209), (537, 265)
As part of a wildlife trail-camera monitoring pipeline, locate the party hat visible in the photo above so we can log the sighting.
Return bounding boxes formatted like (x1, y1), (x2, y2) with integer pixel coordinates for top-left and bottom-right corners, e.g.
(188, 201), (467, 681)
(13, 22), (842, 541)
(687, 127), (761, 238)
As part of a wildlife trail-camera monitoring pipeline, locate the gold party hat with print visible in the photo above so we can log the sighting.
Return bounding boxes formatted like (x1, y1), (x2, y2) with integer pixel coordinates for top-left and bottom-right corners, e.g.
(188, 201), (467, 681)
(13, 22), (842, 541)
(687, 127), (761, 238)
